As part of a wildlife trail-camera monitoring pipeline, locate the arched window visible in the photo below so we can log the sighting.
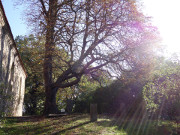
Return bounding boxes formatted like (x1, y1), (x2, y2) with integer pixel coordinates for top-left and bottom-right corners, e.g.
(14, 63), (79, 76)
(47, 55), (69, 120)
(11, 63), (14, 83)
(18, 77), (22, 104)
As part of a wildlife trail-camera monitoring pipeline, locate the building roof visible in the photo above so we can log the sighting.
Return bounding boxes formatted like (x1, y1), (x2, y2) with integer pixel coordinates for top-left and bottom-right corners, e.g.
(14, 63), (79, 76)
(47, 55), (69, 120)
(0, 1), (27, 77)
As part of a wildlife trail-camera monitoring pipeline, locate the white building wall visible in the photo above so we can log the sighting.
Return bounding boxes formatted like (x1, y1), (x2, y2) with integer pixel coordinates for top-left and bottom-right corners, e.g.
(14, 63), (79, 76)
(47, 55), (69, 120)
(0, 5), (26, 117)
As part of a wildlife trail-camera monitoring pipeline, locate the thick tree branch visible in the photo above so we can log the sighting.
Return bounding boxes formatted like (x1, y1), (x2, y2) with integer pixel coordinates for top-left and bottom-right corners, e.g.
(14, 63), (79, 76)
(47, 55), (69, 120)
(39, 0), (48, 17)
(53, 76), (82, 88)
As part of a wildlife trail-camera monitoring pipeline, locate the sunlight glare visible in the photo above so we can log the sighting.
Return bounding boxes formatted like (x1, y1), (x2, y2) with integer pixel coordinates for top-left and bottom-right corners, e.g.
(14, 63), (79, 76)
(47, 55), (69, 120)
(143, 0), (180, 57)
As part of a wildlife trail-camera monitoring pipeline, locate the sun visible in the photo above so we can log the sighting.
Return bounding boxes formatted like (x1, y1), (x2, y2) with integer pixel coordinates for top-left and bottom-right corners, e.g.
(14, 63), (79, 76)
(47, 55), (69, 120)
(143, 0), (180, 56)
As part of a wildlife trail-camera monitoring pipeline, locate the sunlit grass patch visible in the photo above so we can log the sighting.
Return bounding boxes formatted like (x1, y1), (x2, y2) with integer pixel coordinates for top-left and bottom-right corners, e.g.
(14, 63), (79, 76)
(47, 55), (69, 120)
(0, 114), (179, 135)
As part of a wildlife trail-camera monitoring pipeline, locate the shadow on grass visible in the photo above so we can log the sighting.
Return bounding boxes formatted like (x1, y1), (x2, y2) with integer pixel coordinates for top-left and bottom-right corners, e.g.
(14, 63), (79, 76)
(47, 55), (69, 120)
(0, 114), (90, 135)
(52, 121), (91, 135)
(96, 116), (180, 135)
(1, 125), (51, 135)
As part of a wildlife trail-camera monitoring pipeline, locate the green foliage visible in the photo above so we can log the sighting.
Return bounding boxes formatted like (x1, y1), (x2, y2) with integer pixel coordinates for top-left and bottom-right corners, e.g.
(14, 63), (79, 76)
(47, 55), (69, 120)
(0, 82), (4, 95)
(73, 69), (149, 116)
(93, 78), (144, 115)
(143, 58), (180, 119)
(59, 75), (104, 113)
(15, 35), (45, 115)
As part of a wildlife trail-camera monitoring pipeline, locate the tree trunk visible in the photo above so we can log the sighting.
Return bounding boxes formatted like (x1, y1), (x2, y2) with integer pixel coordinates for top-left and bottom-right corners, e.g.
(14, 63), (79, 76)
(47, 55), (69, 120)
(43, 0), (58, 115)
(44, 87), (59, 115)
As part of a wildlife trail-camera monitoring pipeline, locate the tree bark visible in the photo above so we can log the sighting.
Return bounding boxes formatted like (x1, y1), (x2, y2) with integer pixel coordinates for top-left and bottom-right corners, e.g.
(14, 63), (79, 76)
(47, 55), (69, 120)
(43, 0), (58, 115)
(44, 87), (59, 114)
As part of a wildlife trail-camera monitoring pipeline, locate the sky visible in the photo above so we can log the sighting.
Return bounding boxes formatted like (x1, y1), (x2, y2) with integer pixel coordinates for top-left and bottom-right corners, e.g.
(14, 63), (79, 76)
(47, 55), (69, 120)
(1, 0), (27, 37)
(2, 0), (180, 57)
(143, 0), (180, 57)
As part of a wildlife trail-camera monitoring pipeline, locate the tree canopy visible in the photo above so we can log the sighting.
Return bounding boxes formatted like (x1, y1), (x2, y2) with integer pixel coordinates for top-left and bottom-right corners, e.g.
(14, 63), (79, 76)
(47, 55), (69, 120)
(16, 0), (160, 114)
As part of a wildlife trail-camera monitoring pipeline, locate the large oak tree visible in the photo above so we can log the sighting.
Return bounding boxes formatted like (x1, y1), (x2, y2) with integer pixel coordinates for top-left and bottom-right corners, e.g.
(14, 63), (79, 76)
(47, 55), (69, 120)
(19, 0), (159, 114)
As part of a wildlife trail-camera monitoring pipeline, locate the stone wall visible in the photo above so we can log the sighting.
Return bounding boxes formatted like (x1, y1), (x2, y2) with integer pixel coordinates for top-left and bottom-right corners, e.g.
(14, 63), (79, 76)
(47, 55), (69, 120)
(0, 2), (26, 116)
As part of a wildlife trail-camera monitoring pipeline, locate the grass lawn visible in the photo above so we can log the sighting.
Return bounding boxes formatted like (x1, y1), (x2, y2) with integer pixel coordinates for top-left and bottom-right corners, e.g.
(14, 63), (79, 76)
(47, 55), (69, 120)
(0, 114), (179, 135)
